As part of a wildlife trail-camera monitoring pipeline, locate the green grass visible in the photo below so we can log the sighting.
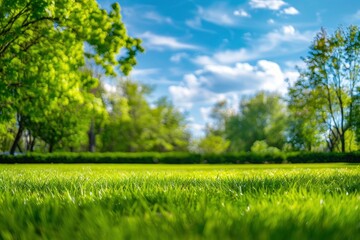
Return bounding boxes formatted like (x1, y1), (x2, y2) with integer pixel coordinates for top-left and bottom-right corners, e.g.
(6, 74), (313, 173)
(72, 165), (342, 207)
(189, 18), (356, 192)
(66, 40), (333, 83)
(0, 163), (359, 239)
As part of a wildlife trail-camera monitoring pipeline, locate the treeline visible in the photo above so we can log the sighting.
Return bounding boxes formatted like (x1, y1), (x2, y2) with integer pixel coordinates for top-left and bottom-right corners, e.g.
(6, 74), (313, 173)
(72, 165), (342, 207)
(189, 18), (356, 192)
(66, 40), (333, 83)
(0, 78), (190, 153)
(198, 26), (360, 154)
(1, 0), (360, 155)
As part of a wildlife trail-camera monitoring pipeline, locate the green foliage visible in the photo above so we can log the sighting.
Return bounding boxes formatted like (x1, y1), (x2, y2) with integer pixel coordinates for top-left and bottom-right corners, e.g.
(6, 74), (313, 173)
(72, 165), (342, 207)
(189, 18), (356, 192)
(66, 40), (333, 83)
(250, 140), (281, 154)
(196, 134), (230, 154)
(0, 119), (15, 152)
(288, 26), (360, 152)
(101, 80), (189, 152)
(226, 91), (287, 152)
(1, 152), (360, 164)
(0, 0), (143, 153)
(0, 164), (359, 239)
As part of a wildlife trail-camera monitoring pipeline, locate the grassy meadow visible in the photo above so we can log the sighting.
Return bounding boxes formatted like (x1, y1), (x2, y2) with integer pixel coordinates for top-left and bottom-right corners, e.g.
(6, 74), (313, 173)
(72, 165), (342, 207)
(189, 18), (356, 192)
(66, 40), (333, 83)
(0, 163), (359, 239)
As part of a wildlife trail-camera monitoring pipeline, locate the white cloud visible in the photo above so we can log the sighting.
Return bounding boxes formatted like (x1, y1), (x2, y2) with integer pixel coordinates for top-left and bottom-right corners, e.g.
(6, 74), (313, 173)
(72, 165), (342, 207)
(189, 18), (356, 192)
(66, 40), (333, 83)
(103, 82), (116, 93)
(143, 11), (173, 24)
(197, 5), (235, 26)
(186, 4), (251, 29)
(130, 68), (159, 77)
(201, 60), (290, 93)
(193, 49), (255, 65)
(169, 60), (296, 111)
(282, 25), (295, 35)
(200, 107), (212, 123)
(282, 7), (299, 15)
(249, 0), (286, 10)
(169, 86), (210, 109)
(234, 9), (251, 17)
(170, 53), (189, 63)
(193, 25), (313, 66)
(283, 70), (300, 86)
(267, 19), (275, 24)
(139, 32), (200, 50)
(186, 122), (205, 138)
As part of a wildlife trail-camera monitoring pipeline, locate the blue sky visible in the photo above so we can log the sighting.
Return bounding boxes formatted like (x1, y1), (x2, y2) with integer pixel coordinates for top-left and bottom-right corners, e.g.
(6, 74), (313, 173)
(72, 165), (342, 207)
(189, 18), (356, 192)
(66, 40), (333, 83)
(99, 0), (360, 137)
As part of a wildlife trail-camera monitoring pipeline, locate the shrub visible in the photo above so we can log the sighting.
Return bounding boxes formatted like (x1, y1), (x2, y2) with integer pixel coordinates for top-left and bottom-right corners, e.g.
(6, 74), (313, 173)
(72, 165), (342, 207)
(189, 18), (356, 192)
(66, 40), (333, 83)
(0, 152), (359, 164)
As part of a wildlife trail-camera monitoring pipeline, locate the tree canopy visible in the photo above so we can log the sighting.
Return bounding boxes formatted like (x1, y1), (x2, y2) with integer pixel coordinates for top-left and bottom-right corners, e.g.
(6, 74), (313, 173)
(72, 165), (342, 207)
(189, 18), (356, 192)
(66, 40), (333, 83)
(101, 80), (190, 152)
(288, 26), (360, 152)
(0, 0), (143, 154)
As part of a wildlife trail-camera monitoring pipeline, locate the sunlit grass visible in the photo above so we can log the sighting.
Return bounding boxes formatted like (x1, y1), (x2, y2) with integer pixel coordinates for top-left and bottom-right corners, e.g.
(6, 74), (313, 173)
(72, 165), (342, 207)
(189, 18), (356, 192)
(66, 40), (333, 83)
(0, 164), (359, 239)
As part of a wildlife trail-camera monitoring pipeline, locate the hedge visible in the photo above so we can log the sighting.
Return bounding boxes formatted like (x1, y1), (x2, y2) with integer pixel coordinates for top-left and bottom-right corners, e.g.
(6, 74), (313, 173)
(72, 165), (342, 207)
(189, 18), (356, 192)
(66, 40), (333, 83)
(0, 152), (359, 164)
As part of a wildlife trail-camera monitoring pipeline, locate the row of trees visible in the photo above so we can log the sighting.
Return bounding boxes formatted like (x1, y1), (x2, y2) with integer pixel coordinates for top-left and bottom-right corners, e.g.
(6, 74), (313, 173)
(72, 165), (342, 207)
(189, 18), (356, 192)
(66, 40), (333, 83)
(1, 0), (359, 154)
(0, 77), (190, 153)
(0, 0), (190, 154)
(198, 26), (360, 153)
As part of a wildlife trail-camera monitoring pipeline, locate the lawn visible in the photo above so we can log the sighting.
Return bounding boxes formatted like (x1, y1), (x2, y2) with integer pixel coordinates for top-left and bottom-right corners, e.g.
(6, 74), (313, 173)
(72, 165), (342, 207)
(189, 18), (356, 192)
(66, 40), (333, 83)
(0, 163), (359, 239)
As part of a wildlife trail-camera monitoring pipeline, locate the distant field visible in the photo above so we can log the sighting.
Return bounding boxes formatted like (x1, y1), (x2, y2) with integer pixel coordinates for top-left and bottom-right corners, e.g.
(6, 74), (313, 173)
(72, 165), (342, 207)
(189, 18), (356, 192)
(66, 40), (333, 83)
(0, 164), (359, 239)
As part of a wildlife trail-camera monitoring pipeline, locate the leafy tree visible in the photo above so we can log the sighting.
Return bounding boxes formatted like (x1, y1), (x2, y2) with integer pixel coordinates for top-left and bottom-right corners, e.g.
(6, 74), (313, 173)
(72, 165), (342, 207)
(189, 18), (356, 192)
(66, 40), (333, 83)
(226, 91), (287, 152)
(151, 97), (190, 152)
(205, 100), (231, 137)
(101, 80), (189, 152)
(196, 134), (230, 154)
(287, 87), (325, 151)
(0, 0), (143, 154)
(0, 119), (15, 152)
(250, 140), (281, 154)
(81, 62), (109, 152)
(289, 26), (360, 152)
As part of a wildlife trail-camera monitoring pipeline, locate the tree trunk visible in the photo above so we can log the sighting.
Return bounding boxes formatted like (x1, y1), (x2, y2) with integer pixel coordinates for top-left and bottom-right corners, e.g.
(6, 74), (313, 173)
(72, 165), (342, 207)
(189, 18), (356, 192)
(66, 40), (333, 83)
(10, 120), (24, 155)
(49, 144), (54, 153)
(88, 120), (96, 152)
(340, 134), (346, 153)
(30, 138), (36, 152)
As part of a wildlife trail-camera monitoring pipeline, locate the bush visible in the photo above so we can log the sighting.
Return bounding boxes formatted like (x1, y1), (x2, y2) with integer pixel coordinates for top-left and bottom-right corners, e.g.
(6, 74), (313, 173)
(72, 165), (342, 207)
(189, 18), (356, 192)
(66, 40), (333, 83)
(0, 152), (359, 164)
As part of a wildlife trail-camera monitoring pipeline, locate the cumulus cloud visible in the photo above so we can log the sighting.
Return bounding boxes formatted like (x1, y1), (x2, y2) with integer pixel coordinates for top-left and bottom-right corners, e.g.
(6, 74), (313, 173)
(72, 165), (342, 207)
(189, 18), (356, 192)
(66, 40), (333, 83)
(201, 60), (290, 93)
(139, 32), (200, 50)
(169, 74), (216, 109)
(169, 60), (297, 111)
(249, 0), (286, 10)
(282, 7), (299, 15)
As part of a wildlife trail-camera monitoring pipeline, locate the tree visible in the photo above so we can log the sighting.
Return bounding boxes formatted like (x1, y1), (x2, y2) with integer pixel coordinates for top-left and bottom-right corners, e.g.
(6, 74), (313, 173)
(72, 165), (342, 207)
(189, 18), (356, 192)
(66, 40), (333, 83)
(250, 140), (281, 154)
(0, 0), (143, 154)
(101, 80), (189, 152)
(151, 97), (190, 152)
(287, 86), (325, 151)
(225, 92), (287, 152)
(196, 134), (230, 154)
(81, 62), (109, 152)
(289, 26), (360, 152)
(0, 119), (15, 152)
(205, 100), (231, 137)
